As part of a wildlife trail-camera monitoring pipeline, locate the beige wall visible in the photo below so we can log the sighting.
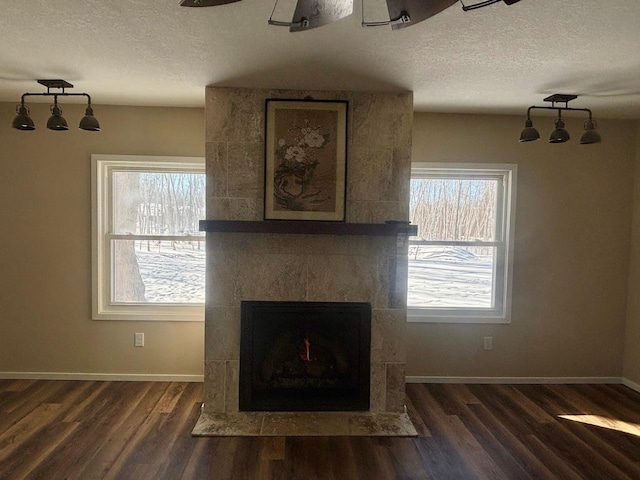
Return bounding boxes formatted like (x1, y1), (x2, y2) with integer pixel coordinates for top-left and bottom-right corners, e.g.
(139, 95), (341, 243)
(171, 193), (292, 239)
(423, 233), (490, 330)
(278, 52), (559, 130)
(0, 102), (205, 377)
(624, 122), (640, 385)
(408, 112), (637, 378)
(2, 102), (638, 381)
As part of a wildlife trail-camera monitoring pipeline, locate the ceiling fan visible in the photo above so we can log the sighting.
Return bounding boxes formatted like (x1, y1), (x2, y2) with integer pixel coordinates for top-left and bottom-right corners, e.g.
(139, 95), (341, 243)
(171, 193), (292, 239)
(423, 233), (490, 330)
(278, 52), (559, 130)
(179, 0), (522, 31)
(179, 0), (520, 8)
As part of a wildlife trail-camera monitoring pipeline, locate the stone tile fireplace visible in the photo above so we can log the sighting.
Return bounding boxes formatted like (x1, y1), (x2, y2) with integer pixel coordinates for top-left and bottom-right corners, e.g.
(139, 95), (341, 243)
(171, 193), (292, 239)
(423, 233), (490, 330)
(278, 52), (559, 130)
(192, 87), (417, 436)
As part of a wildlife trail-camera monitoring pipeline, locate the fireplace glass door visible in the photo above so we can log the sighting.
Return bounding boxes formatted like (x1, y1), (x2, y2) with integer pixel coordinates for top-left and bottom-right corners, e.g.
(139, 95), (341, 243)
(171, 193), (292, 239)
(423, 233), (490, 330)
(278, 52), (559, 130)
(239, 301), (371, 411)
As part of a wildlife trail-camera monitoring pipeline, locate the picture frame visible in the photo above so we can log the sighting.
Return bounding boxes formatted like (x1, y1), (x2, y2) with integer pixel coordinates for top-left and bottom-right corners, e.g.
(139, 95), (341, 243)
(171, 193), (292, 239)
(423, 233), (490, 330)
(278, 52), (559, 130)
(264, 99), (348, 221)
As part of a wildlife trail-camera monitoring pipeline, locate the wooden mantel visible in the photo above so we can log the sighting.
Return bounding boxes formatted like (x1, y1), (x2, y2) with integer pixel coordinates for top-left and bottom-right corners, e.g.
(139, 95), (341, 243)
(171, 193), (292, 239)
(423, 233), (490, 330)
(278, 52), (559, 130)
(199, 220), (417, 236)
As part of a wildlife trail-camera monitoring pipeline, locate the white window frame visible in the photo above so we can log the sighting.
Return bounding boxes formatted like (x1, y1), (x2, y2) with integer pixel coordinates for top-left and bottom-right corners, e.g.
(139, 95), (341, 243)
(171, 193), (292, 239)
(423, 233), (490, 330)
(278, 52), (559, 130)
(407, 162), (517, 324)
(92, 154), (205, 321)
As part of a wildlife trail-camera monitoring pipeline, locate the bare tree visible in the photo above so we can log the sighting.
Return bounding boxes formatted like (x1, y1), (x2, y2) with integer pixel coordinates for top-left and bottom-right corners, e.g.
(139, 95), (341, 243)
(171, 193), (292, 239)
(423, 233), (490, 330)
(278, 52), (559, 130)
(113, 173), (146, 302)
(410, 178), (496, 242)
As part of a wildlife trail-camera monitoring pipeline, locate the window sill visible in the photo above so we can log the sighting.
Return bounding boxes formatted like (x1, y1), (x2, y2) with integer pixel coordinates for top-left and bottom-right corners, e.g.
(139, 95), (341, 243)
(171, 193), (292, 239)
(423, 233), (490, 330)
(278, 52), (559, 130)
(92, 305), (204, 322)
(407, 311), (511, 324)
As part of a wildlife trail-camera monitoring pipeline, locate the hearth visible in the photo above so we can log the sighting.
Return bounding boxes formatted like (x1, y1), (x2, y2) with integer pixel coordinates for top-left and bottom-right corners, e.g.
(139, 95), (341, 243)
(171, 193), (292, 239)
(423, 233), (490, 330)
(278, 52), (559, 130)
(239, 301), (371, 412)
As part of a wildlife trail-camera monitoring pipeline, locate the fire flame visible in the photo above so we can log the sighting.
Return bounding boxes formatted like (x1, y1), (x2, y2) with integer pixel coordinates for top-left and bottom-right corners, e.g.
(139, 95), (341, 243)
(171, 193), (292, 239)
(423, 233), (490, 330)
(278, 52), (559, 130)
(299, 338), (311, 362)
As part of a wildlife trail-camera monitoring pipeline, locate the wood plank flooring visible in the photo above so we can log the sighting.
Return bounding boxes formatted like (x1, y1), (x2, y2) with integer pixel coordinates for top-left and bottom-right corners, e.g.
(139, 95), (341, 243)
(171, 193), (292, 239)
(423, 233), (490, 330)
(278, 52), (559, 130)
(1, 380), (639, 479)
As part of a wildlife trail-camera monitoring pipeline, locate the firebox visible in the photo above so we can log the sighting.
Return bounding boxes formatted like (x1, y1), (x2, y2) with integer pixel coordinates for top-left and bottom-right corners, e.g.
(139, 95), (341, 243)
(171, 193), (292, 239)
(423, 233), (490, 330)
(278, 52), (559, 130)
(239, 301), (371, 412)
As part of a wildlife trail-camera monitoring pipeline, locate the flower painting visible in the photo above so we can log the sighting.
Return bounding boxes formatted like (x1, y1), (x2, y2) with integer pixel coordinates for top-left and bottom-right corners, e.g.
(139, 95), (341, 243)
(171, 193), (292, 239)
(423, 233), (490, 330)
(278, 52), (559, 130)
(265, 100), (347, 221)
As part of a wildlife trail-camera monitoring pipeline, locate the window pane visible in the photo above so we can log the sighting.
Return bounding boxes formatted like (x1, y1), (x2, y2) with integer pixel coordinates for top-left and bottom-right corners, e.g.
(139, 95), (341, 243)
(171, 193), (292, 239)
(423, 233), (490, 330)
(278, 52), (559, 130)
(112, 239), (205, 304)
(113, 171), (206, 235)
(408, 245), (495, 308)
(410, 178), (497, 242)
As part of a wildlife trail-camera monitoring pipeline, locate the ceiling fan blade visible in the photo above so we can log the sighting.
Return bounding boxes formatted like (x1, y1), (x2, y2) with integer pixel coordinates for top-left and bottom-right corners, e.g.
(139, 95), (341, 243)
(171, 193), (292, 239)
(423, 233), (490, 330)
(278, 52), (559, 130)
(180, 0), (241, 6)
(290, 0), (354, 32)
(386, 0), (457, 30)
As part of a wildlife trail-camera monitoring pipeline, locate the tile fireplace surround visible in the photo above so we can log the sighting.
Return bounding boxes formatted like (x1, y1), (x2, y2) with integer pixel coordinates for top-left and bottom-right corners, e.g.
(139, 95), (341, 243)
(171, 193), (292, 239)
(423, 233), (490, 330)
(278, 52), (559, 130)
(193, 87), (417, 436)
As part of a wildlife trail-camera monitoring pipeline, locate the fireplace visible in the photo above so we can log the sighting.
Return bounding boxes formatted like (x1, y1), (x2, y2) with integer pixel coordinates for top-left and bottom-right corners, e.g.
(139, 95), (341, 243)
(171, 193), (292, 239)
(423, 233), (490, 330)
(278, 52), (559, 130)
(239, 301), (371, 412)
(193, 87), (417, 436)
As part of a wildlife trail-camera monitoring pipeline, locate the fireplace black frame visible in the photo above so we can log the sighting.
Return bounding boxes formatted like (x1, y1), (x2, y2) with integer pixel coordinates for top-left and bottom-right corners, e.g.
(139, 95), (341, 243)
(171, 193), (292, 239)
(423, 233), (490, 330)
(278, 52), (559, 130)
(239, 301), (371, 412)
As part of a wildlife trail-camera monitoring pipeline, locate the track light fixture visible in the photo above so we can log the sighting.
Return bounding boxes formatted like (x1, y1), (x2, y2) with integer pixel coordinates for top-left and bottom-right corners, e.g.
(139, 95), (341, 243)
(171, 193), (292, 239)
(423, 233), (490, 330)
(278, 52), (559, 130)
(12, 80), (100, 132)
(519, 94), (601, 145)
(181, 0), (524, 32)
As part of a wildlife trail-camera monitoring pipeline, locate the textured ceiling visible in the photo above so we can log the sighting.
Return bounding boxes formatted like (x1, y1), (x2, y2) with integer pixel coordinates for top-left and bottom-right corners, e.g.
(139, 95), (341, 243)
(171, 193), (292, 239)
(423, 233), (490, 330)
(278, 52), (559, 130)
(1, 0), (639, 118)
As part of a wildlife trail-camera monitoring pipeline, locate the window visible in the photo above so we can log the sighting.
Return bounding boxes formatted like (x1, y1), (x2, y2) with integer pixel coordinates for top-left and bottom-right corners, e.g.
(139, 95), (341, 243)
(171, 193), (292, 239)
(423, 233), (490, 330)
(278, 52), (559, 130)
(92, 155), (206, 321)
(407, 163), (517, 324)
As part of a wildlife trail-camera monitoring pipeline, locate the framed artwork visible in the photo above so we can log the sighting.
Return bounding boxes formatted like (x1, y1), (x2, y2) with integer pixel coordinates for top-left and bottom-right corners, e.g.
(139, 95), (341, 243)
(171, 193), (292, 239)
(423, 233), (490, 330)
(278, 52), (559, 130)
(264, 99), (347, 221)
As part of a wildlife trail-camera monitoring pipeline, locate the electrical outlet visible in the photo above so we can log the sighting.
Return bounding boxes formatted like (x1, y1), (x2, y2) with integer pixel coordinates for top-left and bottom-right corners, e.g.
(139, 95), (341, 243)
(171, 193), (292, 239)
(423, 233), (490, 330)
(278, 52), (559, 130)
(134, 332), (144, 347)
(483, 336), (493, 351)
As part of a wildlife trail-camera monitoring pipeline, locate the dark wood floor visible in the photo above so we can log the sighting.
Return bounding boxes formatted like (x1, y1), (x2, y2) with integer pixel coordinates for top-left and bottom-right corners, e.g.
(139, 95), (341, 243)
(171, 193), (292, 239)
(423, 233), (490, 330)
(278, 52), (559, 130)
(1, 380), (639, 479)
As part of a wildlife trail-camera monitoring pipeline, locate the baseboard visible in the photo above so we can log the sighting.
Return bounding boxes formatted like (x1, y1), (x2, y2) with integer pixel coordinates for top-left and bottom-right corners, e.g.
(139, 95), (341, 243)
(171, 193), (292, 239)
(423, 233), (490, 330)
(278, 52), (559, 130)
(405, 376), (623, 385)
(622, 378), (640, 394)
(2, 372), (636, 390)
(0, 372), (204, 382)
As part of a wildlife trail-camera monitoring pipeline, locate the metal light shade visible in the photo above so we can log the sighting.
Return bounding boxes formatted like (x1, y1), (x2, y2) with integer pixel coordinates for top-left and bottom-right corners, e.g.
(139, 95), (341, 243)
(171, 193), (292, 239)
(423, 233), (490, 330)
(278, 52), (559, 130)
(580, 119), (601, 144)
(79, 105), (100, 131)
(12, 104), (35, 130)
(519, 117), (539, 142)
(47, 103), (69, 131)
(549, 117), (569, 143)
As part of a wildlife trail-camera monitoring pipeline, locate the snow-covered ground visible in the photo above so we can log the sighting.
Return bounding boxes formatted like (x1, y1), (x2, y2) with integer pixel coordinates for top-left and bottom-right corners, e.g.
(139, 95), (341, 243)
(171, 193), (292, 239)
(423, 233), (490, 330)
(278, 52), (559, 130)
(135, 241), (205, 303)
(408, 246), (493, 308)
(131, 243), (492, 308)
